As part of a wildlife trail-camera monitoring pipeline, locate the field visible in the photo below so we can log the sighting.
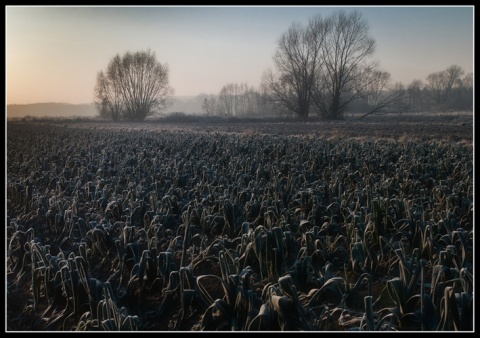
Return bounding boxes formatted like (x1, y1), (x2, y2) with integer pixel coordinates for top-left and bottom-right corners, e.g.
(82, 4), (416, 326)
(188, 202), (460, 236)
(6, 112), (474, 331)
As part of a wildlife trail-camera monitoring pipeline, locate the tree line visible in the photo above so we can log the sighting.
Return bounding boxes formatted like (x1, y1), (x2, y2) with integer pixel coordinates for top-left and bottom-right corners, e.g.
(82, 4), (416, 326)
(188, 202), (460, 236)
(94, 10), (472, 121)
(202, 63), (472, 119)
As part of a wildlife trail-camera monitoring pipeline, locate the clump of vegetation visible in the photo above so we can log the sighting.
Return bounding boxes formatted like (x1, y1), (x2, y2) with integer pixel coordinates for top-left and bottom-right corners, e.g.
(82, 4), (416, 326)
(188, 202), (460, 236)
(6, 121), (473, 331)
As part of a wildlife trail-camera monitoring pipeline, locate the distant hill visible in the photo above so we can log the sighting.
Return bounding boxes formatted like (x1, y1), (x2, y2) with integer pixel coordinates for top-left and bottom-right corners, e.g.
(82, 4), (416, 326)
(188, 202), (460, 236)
(6, 97), (206, 119)
(6, 102), (98, 119)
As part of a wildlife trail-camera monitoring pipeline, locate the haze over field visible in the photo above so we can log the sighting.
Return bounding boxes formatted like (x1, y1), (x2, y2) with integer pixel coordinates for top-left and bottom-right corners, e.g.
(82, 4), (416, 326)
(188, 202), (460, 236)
(6, 97), (206, 119)
(6, 5), (474, 106)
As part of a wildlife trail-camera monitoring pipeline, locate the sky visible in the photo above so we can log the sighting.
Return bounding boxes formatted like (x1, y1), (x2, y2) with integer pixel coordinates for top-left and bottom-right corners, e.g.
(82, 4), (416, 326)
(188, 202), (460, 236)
(5, 5), (474, 105)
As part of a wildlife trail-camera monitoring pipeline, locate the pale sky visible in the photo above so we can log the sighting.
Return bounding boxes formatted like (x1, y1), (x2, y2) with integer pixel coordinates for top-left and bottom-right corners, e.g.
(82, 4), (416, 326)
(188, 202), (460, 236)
(5, 5), (474, 105)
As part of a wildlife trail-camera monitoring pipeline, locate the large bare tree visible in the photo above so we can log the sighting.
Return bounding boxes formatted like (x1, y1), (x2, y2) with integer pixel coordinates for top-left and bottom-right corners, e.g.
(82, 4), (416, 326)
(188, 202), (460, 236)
(263, 17), (327, 119)
(312, 10), (377, 119)
(263, 10), (380, 120)
(94, 49), (174, 121)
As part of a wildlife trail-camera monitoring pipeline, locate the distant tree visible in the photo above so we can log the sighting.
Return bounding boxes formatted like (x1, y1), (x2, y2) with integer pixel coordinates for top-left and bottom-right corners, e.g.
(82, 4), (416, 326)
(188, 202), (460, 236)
(235, 83), (248, 116)
(462, 72), (473, 94)
(219, 83), (262, 116)
(243, 86), (262, 116)
(219, 84), (236, 116)
(407, 79), (425, 112)
(426, 64), (464, 111)
(202, 96), (217, 116)
(357, 71), (407, 119)
(258, 82), (287, 117)
(94, 49), (174, 121)
(460, 72), (474, 110)
(448, 72), (473, 111)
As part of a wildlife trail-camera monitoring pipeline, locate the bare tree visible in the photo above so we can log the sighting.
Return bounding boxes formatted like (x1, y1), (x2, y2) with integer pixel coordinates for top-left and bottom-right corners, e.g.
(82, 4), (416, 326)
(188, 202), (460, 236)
(235, 83), (248, 116)
(357, 70), (407, 119)
(258, 82), (285, 117)
(94, 49), (174, 121)
(407, 79), (425, 112)
(461, 72), (473, 110)
(202, 96), (217, 116)
(219, 82), (262, 117)
(462, 72), (473, 93)
(264, 10), (378, 120)
(244, 85), (261, 116)
(263, 17), (327, 119)
(426, 64), (464, 111)
(93, 71), (123, 121)
(312, 10), (377, 119)
(219, 83), (236, 116)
